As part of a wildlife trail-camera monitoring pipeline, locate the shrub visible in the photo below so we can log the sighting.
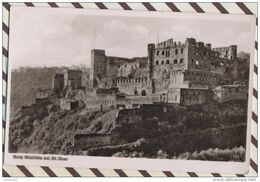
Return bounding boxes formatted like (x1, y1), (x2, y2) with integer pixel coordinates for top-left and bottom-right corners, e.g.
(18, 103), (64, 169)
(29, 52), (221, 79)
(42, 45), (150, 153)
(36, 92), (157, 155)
(175, 146), (245, 162)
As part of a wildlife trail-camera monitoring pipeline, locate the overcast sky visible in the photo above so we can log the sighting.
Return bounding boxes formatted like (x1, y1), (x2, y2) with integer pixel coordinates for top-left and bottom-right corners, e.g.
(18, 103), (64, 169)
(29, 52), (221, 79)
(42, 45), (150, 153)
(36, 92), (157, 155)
(9, 7), (253, 69)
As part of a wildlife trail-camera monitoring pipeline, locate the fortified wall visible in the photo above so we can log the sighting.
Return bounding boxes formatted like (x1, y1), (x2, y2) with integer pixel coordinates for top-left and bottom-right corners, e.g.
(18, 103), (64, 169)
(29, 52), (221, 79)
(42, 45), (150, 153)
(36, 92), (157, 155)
(90, 50), (148, 89)
(48, 37), (248, 111)
(213, 84), (248, 103)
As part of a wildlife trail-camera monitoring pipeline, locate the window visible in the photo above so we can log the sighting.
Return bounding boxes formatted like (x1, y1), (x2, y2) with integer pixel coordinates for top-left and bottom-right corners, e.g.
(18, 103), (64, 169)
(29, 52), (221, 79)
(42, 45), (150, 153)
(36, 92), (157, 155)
(162, 51), (164, 55)
(174, 59), (177, 64)
(191, 59), (194, 64)
(166, 51), (170, 57)
(157, 51), (160, 55)
(180, 59), (183, 64)
(175, 49), (178, 55)
(141, 90), (147, 96)
(161, 60), (164, 65)
(166, 60), (170, 64)
(125, 65), (127, 67)
(156, 60), (159, 65)
(181, 48), (183, 54)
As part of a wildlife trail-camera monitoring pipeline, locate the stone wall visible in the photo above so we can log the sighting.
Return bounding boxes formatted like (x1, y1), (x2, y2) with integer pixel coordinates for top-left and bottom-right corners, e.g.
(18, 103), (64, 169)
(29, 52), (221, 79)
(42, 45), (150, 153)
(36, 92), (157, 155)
(52, 74), (64, 92)
(116, 77), (152, 96)
(152, 39), (188, 80)
(84, 93), (160, 109)
(85, 94), (117, 109)
(64, 70), (82, 89)
(183, 69), (222, 88)
(90, 49), (107, 88)
(213, 85), (248, 103)
(169, 69), (188, 88)
(212, 45), (237, 60)
(74, 134), (113, 150)
(167, 88), (209, 106)
(180, 88), (209, 106)
(154, 79), (170, 93)
(60, 98), (78, 110)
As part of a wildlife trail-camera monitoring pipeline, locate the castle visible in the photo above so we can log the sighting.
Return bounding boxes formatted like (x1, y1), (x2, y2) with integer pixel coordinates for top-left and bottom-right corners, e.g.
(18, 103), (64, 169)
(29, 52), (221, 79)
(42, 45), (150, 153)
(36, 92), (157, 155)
(52, 37), (248, 110)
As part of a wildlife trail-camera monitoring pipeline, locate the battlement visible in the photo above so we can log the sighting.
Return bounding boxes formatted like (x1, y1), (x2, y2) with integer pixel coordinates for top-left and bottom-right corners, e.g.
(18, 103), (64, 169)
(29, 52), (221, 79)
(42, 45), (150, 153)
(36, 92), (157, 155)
(91, 49), (105, 56)
(156, 38), (185, 48)
(116, 77), (148, 84)
(156, 38), (214, 52)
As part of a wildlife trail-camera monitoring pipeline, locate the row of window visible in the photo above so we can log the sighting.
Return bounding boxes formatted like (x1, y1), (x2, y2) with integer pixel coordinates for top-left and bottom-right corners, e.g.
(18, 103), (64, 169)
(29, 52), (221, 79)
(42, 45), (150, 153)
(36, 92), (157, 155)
(156, 48), (184, 56)
(155, 58), (184, 65)
(118, 63), (140, 68)
(186, 70), (220, 78)
(87, 100), (114, 105)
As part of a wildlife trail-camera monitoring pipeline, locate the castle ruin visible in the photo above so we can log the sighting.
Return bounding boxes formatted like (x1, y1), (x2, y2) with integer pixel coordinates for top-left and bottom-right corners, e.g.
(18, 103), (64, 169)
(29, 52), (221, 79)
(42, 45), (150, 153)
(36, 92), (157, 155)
(82, 37), (247, 109)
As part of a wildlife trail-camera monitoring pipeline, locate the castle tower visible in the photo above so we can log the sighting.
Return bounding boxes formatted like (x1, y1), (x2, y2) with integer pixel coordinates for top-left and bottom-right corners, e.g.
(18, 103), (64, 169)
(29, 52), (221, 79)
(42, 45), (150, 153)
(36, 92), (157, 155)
(52, 73), (64, 92)
(147, 43), (155, 80)
(229, 45), (237, 60)
(90, 49), (107, 88)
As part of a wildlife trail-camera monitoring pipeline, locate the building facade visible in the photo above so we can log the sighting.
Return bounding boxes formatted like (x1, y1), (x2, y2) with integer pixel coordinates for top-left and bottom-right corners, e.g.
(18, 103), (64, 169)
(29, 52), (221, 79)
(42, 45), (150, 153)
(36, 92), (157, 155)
(84, 37), (247, 109)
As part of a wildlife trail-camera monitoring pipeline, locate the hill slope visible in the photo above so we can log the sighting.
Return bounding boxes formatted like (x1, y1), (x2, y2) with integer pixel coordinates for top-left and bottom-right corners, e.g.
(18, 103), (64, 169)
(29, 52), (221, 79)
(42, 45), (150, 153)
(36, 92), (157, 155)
(10, 66), (89, 115)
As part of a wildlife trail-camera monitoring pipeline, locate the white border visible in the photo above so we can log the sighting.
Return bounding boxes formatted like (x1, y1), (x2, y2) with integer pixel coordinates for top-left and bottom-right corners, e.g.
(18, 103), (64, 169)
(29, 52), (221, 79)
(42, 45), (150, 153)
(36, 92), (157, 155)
(4, 6), (256, 174)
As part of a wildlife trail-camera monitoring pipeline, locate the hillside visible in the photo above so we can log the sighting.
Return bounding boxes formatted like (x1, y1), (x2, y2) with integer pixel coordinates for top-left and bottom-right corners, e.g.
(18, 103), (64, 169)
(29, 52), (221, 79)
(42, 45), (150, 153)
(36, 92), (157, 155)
(9, 103), (115, 154)
(10, 66), (90, 116)
(9, 98), (247, 160)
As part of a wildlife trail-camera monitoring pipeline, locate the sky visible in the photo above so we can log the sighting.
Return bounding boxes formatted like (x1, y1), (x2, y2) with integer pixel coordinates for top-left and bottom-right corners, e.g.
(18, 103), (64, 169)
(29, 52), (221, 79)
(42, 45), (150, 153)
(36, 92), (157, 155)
(9, 7), (253, 69)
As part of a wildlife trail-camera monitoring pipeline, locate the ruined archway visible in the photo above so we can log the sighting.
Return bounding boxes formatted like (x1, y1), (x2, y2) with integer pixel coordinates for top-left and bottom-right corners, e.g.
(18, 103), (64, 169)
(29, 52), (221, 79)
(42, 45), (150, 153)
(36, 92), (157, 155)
(141, 89), (147, 96)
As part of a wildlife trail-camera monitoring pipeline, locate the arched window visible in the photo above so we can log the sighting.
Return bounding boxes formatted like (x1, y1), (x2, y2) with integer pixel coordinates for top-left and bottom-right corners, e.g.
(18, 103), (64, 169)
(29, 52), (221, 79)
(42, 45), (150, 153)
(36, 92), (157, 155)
(156, 60), (159, 65)
(141, 90), (147, 96)
(161, 60), (164, 65)
(175, 49), (178, 55)
(162, 51), (164, 55)
(174, 59), (178, 64)
(134, 87), (138, 96)
(157, 51), (160, 55)
(180, 58), (183, 64)
(166, 60), (170, 64)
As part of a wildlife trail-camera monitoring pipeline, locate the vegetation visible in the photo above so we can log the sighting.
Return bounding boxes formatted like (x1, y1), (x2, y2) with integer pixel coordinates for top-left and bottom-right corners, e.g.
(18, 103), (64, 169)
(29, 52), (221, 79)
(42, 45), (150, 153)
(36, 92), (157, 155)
(10, 66), (89, 115)
(9, 104), (114, 155)
(8, 66), (248, 161)
(112, 147), (245, 162)
(175, 146), (245, 161)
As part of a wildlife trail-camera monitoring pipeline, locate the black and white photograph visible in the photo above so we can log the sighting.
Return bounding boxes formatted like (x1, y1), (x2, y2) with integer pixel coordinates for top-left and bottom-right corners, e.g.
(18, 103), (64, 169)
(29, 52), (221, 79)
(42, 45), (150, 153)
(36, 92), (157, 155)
(5, 6), (256, 173)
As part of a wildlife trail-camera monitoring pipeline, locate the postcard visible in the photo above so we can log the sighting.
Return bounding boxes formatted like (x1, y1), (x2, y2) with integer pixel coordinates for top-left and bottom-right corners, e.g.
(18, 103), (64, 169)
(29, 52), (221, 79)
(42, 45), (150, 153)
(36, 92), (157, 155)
(4, 6), (256, 174)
